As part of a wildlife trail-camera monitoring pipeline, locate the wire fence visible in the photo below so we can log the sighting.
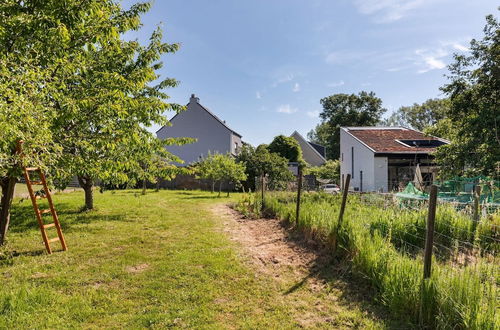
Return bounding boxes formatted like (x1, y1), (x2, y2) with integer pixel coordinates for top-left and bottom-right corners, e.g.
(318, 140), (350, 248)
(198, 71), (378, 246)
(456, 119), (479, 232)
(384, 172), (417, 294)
(246, 173), (499, 328)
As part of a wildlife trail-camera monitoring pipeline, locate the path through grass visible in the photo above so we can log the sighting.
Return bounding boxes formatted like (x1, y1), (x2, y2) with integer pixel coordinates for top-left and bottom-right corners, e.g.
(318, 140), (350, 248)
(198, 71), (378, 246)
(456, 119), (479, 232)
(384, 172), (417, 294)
(1, 190), (395, 328)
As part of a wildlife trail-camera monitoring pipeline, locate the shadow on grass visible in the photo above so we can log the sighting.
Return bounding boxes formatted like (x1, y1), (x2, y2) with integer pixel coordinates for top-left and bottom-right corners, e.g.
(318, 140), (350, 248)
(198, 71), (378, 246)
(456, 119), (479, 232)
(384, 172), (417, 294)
(261, 219), (411, 329)
(8, 201), (128, 234)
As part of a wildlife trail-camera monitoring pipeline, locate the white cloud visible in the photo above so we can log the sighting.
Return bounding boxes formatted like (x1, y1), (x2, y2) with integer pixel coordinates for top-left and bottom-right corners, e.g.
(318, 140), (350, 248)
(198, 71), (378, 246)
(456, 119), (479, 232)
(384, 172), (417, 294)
(353, 0), (427, 23)
(452, 43), (468, 52)
(415, 48), (448, 73)
(256, 91), (262, 99)
(292, 82), (300, 92)
(272, 74), (294, 87)
(327, 80), (345, 87)
(277, 104), (298, 114)
(306, 110), (320, 118)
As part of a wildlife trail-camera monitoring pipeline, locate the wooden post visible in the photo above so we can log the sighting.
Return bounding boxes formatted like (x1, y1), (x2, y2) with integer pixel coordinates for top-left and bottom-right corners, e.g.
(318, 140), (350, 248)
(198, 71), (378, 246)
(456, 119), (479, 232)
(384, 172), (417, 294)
(473, 185), (481, 223)
(261, 174), (265, 210)
(423, 185), (438, 279)
(332, 174), (350, 254)
(295, 166), (303, 224)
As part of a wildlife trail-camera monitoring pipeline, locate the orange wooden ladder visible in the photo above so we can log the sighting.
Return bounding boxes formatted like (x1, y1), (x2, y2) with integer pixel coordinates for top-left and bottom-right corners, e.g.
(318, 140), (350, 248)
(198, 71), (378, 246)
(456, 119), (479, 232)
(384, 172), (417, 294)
(17, 143), (67, 254)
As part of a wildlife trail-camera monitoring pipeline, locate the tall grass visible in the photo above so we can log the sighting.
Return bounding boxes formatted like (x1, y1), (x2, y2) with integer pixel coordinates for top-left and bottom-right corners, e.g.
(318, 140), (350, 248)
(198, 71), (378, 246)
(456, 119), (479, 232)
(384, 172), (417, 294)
(236, 191), (499, 329)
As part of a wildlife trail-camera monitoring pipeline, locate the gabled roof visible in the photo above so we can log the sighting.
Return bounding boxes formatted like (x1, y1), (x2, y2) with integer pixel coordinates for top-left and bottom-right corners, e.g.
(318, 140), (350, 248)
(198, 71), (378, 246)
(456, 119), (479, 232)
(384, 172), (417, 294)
(291, 131), (327, 162)
(308, 141), (326, 158)
(342, 127), (448, 154)
(156, 94), (242, 138)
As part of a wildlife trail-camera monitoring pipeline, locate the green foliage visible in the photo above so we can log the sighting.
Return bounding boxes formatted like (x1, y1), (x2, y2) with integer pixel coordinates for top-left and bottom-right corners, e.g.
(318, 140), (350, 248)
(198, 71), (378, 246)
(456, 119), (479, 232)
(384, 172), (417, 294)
(307, 160), (340, 183)
(383, 98), (450, 133)
(268, 135), (303, 163)
(308, 91), (386, 159)
(195, 153), (247, 195)
(435, 12), (500, 177)
(236, 144), (293, 191)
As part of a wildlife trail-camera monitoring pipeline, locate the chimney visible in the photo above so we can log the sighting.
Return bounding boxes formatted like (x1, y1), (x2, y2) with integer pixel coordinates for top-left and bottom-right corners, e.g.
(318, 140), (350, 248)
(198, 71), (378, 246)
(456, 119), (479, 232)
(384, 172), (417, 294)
(190, 94), (199, 103)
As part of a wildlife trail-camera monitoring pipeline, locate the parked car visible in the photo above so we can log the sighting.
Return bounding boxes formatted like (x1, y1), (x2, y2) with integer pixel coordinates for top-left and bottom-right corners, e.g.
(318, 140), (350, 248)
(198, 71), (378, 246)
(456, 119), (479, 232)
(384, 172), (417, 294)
(322, 184), (340, 194)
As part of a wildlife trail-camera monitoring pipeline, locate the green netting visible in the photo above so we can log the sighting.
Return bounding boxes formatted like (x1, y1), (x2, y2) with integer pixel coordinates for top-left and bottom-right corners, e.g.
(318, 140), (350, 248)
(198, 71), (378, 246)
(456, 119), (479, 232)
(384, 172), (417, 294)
(396, 176), (500, 208)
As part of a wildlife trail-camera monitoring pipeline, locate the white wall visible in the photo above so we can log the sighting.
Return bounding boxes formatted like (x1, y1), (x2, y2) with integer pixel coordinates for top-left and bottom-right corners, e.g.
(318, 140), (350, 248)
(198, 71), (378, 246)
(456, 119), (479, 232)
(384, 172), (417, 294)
(340, 129), (375, 191)
(373, 157), (388, 192)
(157, 97), (235, 165)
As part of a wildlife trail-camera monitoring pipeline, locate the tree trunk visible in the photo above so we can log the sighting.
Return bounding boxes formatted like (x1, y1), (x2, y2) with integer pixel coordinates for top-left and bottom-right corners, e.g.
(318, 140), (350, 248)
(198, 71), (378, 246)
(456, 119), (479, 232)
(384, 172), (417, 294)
(155, 180), (160, 192)
(218, 181), (222, 197)
(227, 180), (230, 197)
(0, 176), (17, 245)
(211, 180), (215, 193)
(78, 176), (94, 210)
(142, 179), (147, 195)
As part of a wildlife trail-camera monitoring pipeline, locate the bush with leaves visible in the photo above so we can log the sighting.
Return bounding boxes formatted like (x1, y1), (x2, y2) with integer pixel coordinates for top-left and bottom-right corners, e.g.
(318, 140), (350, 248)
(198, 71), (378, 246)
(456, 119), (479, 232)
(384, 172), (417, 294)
(195, 153), (247, 196)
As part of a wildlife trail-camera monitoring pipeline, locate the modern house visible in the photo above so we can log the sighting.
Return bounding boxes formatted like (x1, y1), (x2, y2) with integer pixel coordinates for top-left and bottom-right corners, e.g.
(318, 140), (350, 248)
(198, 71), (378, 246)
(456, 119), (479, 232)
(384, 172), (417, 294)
(340, 127), (448, 192)
(156, 94), (242, 165)
(290, 131), (327, 167)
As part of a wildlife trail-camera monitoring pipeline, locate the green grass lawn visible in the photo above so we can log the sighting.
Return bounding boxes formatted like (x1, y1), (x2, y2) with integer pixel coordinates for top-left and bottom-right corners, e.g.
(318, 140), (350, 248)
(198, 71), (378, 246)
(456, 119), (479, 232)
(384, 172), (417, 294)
(0, 190), (393, 329)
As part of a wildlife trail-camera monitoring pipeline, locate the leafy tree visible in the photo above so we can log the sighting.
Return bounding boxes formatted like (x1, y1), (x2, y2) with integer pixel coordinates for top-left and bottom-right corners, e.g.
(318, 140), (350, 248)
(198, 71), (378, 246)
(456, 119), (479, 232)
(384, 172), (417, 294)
(49, 2), (186, 210)
(0, 0), (115, 242)
(268, 135), (303, 163)
(383, 98), (450, 133)
(308, 91), (386, 159)
(434, 13), (500, 177)
(308, 160), (340, 184)
(195, 152), (220, 193)
(237, 144), (294, 191)
(195, 153), (247, 196)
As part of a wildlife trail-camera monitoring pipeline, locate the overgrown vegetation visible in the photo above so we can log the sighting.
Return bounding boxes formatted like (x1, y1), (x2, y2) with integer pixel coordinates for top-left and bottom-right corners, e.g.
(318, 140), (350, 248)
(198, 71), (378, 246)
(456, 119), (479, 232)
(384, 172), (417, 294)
(236, 191), (499, 329)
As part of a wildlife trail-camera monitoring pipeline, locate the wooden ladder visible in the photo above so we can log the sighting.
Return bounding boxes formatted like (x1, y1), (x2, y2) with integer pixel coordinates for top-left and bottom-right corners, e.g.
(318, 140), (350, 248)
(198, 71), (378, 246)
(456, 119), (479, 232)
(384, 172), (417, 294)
(17, 142), (67, 254)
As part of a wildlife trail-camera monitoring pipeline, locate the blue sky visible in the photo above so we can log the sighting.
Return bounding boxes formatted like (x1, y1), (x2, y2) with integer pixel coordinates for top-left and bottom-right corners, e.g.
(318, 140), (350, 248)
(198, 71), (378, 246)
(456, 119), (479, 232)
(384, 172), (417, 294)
(124, 0), (497, 146)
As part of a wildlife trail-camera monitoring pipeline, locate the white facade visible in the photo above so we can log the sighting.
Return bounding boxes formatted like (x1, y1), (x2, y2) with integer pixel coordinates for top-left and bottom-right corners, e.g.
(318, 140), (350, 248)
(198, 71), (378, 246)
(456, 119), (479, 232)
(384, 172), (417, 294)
(340, 128), (387, 192)
(156, 95), (242, 165)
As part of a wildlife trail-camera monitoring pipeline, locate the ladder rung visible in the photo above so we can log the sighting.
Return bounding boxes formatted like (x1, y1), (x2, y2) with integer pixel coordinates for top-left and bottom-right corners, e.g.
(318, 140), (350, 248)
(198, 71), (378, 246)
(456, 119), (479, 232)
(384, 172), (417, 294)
(48, 237), (59, 243)
(39, 209), (52, 215)
(43, 223), (56, 229)
(26, 167), (40, 171)
(30, 181), (44, 185)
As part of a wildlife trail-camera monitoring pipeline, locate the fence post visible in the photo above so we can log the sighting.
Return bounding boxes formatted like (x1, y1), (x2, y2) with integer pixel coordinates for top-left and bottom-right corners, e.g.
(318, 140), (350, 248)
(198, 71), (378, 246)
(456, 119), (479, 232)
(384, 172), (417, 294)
(423, 185), (438, 279)
(261, 174), (265, 211)
(332, 174), (351, 254)
(295, 166), (303, 224)
(473, 185), (481, 223)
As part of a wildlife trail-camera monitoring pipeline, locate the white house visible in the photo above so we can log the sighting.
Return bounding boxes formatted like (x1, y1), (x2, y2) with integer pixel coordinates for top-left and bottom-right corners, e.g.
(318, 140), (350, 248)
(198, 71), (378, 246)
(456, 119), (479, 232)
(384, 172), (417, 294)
(340, 127), (448, 192)
(290, 131), (327, 167)
(156, 94), (242, 165)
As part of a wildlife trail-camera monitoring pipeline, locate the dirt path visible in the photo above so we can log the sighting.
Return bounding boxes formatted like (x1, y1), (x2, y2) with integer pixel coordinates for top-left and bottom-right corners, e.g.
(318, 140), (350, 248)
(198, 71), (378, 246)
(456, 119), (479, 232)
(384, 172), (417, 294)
(212, 203), (402, 329)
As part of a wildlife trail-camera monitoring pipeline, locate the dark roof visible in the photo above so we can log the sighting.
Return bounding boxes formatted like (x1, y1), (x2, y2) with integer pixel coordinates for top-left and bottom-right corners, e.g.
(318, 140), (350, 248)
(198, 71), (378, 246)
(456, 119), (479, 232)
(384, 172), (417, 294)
(344, 127), (448, 154)
(308, 141), (326, 158)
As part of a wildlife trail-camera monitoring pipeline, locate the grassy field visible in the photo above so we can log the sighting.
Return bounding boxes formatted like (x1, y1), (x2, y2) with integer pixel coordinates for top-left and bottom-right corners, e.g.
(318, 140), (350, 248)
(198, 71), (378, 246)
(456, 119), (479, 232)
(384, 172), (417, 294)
(0, 189), (395, 329)
(238, 191), (499, 329)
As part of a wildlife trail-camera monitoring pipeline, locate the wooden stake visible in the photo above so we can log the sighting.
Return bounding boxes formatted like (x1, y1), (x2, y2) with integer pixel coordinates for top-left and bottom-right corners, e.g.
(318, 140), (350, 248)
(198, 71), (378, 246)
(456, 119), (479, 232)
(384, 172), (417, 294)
(332, 174), (350, 254)
(295, 166), (303, 224)
(423, 185), (438, 279)
(261, 175), (265, 210)
(473, 185), (481, 223)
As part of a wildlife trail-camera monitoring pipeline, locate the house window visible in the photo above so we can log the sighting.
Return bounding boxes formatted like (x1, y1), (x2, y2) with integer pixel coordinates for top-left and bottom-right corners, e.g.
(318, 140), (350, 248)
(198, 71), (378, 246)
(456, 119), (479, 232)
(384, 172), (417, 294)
(351, 147), (354, 179)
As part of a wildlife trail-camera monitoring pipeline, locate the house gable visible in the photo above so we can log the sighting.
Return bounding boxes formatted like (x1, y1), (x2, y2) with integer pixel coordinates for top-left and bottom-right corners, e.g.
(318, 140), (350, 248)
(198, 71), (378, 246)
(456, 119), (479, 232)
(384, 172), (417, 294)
(290, 131), (326, 167)
(157, 95), (242, 165)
